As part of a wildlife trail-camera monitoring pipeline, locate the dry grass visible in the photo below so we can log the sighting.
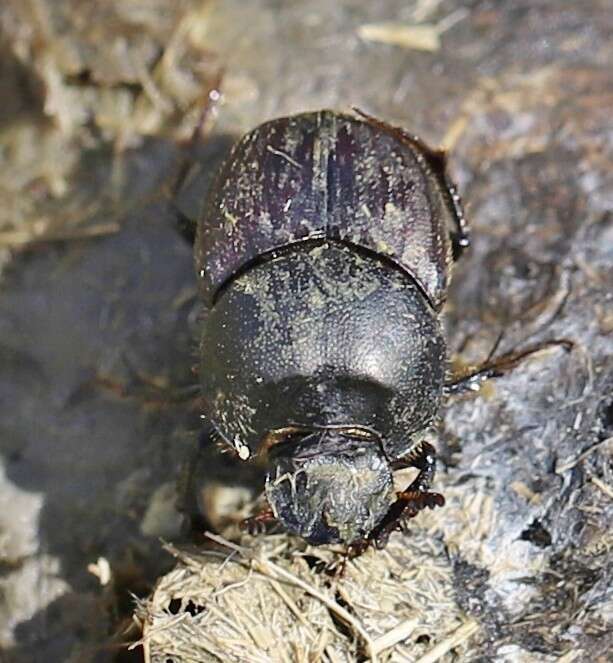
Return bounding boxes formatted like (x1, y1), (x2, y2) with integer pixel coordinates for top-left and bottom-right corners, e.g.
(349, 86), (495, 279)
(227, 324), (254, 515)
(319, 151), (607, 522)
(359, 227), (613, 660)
(134, 531), (479, 663)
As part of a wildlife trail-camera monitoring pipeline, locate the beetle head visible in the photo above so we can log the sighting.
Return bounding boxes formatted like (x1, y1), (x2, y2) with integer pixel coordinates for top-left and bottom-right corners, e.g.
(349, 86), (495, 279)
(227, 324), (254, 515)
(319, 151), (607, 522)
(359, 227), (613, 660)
(265, 429), (394, 545)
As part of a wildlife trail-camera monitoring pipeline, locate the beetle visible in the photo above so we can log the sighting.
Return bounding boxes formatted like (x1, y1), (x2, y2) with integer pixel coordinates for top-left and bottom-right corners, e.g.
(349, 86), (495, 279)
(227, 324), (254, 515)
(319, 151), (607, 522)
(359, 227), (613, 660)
(193, 109), (472, 551)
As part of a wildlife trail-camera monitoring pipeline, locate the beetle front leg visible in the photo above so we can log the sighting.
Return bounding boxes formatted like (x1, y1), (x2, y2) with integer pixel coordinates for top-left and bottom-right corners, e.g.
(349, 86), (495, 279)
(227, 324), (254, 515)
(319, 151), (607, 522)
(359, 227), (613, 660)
(240, 504), (278, 536)
(348, 441), (444, 557)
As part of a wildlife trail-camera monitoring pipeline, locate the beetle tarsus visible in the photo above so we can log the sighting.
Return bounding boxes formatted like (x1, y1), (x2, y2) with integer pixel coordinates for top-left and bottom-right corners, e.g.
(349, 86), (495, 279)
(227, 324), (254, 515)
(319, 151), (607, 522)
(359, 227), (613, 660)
(445, 338), (574, 397)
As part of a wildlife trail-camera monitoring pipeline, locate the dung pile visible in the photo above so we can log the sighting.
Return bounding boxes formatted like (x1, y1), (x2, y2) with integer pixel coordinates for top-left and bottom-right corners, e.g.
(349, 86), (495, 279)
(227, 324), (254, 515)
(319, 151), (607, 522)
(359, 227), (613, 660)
(136, 532), (478, 663)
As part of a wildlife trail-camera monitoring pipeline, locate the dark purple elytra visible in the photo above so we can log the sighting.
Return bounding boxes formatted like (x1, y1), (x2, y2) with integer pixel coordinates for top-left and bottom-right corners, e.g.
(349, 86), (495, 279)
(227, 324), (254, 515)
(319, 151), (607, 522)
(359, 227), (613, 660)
(195, 110), (465, 311)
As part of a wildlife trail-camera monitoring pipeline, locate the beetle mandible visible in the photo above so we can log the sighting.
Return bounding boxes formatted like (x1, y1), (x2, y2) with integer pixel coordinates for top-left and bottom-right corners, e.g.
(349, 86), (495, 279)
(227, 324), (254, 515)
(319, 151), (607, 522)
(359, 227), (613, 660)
(194, 110), (470, 551)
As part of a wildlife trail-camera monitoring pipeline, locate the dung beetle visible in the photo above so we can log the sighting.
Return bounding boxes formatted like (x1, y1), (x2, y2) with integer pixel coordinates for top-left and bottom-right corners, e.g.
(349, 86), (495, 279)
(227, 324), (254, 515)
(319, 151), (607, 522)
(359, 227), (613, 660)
(194, 109), (471, 551)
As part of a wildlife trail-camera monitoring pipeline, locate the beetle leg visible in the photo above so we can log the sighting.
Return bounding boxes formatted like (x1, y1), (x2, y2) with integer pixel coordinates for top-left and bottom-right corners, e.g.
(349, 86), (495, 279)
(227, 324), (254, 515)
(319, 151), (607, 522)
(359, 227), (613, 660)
(168, 70), (224, 244)
(240, 506), (277, 536)
(445, 338), (573, 397)
(85, 371), (201, 408)
(347, 441), (444, 557)
(444, 174), (471, 261)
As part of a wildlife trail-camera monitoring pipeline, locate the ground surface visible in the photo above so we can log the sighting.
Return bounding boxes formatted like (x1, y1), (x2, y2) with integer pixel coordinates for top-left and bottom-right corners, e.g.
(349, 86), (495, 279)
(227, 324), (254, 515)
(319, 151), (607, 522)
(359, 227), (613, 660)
(0, 1), (611, 662)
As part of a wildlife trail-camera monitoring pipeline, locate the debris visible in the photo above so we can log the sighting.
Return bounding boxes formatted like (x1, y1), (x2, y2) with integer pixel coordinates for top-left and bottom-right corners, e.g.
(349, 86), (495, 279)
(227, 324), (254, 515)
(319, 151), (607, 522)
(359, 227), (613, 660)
(87, 557), (112, 586)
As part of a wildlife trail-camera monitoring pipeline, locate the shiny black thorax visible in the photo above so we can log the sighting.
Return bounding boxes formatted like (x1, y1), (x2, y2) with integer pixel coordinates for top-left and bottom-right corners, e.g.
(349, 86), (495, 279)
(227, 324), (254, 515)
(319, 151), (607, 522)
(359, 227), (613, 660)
(200, 241), (445, 461)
